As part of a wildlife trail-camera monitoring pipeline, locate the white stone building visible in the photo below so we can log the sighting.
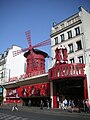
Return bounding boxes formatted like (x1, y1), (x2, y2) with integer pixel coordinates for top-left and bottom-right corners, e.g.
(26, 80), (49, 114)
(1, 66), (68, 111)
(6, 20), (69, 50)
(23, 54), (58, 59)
(0, 45), (26, 84)
(0, 45), (26, 102)
(50, 7), (90, 102)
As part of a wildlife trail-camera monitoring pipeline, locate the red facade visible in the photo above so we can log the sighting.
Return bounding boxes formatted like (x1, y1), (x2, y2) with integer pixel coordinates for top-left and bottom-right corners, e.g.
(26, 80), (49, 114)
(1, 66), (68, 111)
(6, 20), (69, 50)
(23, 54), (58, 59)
(19, 82), (50, 97)
(49, 63), (86, 80)
(5, 44), (49, 105)
(55, 45), (68, 64)
(4, 44), (88, 109)
(24, 49), (48, 75)
(5, 82), (50, 104)
(48, 45), (88, 108)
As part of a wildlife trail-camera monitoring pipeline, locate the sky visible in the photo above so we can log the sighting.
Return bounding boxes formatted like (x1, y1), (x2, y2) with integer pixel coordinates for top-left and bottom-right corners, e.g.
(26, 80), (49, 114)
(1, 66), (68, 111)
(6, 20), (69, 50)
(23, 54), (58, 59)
(0, 0), (90, 69)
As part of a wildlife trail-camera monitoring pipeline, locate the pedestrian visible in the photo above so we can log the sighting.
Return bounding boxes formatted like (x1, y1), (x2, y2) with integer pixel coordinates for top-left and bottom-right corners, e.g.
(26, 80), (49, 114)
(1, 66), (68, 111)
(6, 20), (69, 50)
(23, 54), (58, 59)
(77, 99), (81, 113)
(47, 100), (50, 109)
(12, 102), (18, 111)
(28, 100), (31, 107)
(85, 99), (90, 113)
(40, 100), (44, 110)
(83, 100), (86, 112)
(63, 98), (68, 110)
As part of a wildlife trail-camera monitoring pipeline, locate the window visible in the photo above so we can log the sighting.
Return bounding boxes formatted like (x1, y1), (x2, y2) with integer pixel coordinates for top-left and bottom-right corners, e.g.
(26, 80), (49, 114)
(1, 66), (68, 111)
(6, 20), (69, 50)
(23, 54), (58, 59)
(70, 58), (74, 63)
(60, 34), (65, 42)
(61, 24), (64, 29)
(75, 27), (80, 36)
(67, 30), (72, 39)
(40, 62), (43, 68)
(78, 56), (83, 63)
(58, 68), (60, 77)
(4, 51), (8, 57)
(55, 37), (58, 45)
(36, 62), (38, 67)
(68, 43), (73, 53)
(76, 40), (82, 50)
(1, 72), (3, 78)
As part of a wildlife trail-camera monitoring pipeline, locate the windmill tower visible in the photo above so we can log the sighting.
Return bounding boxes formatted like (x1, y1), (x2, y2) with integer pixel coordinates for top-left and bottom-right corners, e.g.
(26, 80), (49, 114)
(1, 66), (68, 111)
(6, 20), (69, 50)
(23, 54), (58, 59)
(13, 30), (50, 75)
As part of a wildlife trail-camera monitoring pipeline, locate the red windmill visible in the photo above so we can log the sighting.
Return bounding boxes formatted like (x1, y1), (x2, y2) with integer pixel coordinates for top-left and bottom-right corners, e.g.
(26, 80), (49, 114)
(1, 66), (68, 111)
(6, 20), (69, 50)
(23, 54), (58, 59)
(13, 30), (50, 75)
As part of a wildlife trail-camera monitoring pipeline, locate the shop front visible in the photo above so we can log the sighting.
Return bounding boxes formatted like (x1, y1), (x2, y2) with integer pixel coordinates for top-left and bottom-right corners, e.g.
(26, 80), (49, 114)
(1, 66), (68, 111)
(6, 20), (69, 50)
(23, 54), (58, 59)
(19, 82), (50, 106)
(48, 63), (88, 108)
(3, 74), (50, 107)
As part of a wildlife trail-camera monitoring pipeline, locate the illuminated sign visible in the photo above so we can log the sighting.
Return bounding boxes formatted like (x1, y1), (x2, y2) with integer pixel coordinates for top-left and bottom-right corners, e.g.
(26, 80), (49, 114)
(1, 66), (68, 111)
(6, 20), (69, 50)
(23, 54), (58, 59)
(49, 63), (85, 80)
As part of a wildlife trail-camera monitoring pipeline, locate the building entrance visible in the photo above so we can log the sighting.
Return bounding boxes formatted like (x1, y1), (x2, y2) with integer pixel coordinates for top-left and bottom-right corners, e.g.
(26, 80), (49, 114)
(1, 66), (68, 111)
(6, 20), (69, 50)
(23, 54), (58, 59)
(21, 96), (50, 107)
(54, 78), (84, 107)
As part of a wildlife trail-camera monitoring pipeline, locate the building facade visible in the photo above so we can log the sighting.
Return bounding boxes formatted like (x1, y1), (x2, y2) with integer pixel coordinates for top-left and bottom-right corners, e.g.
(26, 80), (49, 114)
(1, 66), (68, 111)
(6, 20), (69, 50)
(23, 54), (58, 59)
(0, 45), (26, 103)
(1, 7), (90, 109)
(49, 7), (90, 108)
(1, 45), (50, 107)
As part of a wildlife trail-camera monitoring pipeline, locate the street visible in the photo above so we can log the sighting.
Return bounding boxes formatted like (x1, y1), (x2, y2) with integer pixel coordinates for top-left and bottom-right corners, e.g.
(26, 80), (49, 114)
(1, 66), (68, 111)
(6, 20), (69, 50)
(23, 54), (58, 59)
(0, 107), (90, 120)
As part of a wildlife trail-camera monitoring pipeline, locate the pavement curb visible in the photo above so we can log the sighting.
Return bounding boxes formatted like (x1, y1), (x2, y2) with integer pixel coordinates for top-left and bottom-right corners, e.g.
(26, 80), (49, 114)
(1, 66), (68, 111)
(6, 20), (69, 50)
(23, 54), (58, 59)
(0, 105), (90, 117)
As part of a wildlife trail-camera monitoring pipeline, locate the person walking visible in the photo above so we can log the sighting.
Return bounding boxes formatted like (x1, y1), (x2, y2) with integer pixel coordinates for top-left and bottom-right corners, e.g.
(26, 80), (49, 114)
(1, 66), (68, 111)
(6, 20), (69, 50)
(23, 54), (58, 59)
(40, 100), (44, 110)
(63, 98), (68, 110)
(47, 100), (50, 109)
(12, 102), (18, 111)
(28, 100), (31, 107)
(85, 99), (90, 113)
(77, 99), (81, 113)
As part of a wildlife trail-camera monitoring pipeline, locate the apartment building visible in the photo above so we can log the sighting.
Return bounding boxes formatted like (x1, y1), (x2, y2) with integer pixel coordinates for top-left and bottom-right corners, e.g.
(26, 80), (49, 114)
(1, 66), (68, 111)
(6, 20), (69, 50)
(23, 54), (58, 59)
(49, 7), (90, 108)
(0, 45), (26, 103)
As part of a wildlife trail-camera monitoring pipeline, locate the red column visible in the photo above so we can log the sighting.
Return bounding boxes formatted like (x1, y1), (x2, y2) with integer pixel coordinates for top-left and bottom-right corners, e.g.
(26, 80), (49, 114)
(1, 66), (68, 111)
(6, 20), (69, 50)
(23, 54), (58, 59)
(53, 83), (57, 108)
(84, 78), (88, 99)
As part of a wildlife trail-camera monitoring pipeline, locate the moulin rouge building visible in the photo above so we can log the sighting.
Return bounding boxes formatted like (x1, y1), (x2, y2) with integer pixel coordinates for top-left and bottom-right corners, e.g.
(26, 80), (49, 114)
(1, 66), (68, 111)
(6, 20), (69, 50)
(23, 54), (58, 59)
(49, 7), (90, 108)
(2, 31), (50, 107)
(1, 7), (90, 108)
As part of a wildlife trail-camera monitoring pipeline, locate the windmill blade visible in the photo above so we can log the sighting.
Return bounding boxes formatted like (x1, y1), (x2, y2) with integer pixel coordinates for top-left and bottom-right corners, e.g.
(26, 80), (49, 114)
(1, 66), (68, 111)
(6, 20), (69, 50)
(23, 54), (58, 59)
(33, 39), (51, 48)
(25, 30), (32, 49)
(22, 47), (29, 52)
(13, 47), (29, 57)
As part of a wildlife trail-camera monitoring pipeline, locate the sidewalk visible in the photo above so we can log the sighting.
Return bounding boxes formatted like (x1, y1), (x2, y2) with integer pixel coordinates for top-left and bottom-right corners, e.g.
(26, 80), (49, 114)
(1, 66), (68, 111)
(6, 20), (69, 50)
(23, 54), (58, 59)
(1, 105), (90, 117)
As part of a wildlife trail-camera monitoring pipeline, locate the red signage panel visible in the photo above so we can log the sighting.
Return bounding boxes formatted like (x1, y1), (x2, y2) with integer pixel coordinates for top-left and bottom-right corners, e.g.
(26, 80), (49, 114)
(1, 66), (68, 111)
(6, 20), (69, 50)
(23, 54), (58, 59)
(6, 82), (50, 98)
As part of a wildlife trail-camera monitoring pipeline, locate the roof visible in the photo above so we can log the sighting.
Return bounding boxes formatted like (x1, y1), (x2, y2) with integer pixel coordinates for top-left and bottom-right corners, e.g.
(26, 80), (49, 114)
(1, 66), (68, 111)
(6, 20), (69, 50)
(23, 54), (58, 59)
(24, 49), (48, 58)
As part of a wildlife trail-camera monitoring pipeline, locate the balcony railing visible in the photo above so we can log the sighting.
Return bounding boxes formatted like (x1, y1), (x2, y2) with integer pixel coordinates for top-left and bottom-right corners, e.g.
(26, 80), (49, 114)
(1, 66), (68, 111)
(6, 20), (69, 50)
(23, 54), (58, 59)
(48, 63), (86, 80)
